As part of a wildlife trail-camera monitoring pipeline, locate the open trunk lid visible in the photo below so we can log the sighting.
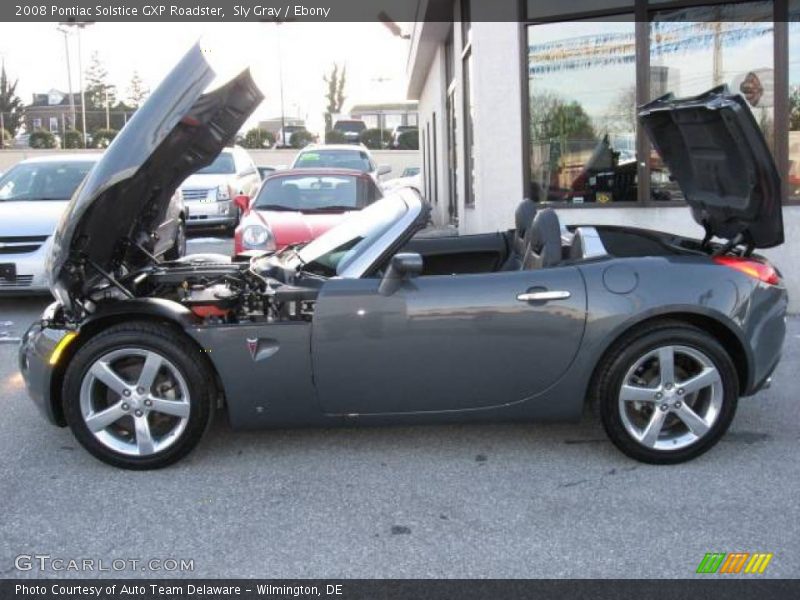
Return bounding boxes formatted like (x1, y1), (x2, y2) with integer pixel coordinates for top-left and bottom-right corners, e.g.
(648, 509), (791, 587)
(639, 86), (783, 249)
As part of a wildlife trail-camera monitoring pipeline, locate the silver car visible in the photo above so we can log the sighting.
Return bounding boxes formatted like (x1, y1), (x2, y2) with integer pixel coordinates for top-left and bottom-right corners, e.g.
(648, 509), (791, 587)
(0, 154), (186, 294)
(0, 155), (98, 293)
(180, 146), (260, 231)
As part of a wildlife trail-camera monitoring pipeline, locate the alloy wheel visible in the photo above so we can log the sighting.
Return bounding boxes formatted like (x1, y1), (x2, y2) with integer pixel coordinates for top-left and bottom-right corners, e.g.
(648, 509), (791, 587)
(617, 344), (723, 451)
(79, 348), (191, 457)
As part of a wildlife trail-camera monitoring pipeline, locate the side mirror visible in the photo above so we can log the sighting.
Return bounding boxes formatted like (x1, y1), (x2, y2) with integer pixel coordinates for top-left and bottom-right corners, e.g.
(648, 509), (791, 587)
(378, 252), (423, 296)
(377, 164), (392, 177)
(233, 195), (250, 215)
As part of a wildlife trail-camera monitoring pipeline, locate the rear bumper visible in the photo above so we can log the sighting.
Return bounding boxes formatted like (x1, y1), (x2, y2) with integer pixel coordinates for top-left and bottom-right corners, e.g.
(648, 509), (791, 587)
(741, 283), (788, 396)
(19, 319), (68, 426)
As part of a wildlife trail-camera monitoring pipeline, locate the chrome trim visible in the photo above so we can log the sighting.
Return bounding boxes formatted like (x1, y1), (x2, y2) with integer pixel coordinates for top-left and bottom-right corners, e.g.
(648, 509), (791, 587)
(517, 290), (572, 302)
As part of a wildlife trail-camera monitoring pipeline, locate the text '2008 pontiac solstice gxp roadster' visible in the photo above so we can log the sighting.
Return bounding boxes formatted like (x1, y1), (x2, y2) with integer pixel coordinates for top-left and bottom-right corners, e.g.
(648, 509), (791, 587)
(19, 43), (787, 469)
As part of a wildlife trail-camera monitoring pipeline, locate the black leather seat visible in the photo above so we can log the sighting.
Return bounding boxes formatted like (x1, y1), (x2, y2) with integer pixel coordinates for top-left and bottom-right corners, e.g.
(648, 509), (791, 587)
(522, 208), (562, 270)
(501, 199), (537, 271)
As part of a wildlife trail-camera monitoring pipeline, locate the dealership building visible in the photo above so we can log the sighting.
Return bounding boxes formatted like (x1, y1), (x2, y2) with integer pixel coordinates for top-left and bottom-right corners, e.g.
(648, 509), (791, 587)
(407, 0), (800, 310)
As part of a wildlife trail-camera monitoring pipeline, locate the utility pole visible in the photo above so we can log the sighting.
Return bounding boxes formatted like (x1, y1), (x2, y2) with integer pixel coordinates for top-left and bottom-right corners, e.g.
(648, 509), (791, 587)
(105, 87), (110, 129)
(276, 21), (286, 146)
(0, 109), (5, 150)
(57, 24), (77, 130)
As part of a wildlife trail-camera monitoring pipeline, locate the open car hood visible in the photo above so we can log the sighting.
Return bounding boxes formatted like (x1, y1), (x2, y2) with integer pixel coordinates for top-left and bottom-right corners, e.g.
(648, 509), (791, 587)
(639, 86), (783, 249)
(47, 43), (263, 311)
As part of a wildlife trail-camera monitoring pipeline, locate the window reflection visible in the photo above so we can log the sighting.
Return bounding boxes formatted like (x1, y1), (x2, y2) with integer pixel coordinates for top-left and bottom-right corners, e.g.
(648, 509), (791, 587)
(528, 19), (638, 204)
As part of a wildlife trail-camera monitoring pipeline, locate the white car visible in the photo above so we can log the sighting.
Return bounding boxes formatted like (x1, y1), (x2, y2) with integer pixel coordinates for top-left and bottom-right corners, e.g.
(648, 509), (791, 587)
(180, 146), (261, 231)
(0, 155), (99, 293)
(291, 144), (391, 186)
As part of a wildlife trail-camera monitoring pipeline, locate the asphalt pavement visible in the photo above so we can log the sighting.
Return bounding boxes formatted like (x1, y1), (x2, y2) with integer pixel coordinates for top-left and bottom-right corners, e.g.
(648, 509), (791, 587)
(0, 232), (798, 578)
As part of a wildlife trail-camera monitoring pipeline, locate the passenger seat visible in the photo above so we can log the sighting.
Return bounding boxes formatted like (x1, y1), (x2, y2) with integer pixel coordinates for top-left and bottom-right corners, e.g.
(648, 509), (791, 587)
(500, 199), (537, 271)
(522, 208), (562, 270)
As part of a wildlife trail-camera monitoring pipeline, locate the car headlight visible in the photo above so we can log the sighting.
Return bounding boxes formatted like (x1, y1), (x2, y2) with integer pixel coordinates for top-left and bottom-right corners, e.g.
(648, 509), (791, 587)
(241, 224), (276, 250)
(216, 185), (231, 201)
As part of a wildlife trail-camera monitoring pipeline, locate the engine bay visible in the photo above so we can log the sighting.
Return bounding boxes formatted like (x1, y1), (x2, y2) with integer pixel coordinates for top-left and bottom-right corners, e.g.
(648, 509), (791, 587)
(84, 252), (325, 326)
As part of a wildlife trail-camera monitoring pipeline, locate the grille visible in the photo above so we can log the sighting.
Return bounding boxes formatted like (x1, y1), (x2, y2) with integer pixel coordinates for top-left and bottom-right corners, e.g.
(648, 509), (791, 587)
(0, 235), (48, 255)
(182, 188), (212, 202)
(0, 274), (34, 288)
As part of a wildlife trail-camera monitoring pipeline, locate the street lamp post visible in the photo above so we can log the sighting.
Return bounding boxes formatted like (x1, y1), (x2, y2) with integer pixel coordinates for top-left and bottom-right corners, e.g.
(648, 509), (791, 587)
(276, 21), (286, 146)
(60, 21), (93, 147)
(57, 25), (77, 132)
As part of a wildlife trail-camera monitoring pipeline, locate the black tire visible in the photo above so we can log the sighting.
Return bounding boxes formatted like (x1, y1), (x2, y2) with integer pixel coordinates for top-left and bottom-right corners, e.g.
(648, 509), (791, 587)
(164, 219), (186, 260)
(62, 321), (214, 469)
(593, 320), (738, 465)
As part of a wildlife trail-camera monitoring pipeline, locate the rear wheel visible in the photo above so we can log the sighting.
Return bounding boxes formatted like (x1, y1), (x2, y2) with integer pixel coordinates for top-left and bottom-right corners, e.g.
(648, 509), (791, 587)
(63, 322), (214, 469)
(595, 322), (738, 464)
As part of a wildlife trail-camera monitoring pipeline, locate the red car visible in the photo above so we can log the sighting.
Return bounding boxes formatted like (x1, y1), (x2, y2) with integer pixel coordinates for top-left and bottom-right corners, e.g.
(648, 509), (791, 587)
(234, 169), (382, 254)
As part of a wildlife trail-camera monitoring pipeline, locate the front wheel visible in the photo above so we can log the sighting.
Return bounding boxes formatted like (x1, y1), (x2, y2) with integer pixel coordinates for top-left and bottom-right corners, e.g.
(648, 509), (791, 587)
(595, 322), (738, 464)
(63, 322), (214, 469)
(164, 220), (186, 260)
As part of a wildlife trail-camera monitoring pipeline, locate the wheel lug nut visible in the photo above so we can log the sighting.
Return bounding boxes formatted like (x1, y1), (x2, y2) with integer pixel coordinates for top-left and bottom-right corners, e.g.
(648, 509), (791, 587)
(665, 383), (673, 390)
(121, 403), (129, 411)
(660, 403), (669, 412)
(137, 387), (145, 394)
(674, 401), (682, 408)
(134, 409), (143, 417)
(123, 390), (131, 397)
(144, 399), (152, 407)
(677, 388), (685, 396)
(655, 392), (663, 400)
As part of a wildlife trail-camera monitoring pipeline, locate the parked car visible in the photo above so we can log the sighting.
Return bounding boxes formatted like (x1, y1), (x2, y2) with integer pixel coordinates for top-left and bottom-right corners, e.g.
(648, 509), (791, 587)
(180, 146), (260, 231)
(234, 168), (382, 254)
(332, 119), (367, 144)
(381, 172), (422, 196)
(257, 166), (277, 180)
(0, 155), (185, 294)
(291, 144), (391, 185)
(19, 47), (787, 471)
(391, 125), (418, 149)
(401, 166), (420, 178)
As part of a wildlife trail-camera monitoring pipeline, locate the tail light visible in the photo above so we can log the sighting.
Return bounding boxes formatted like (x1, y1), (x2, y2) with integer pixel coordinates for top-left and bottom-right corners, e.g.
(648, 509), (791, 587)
(713, 256), (781, 286)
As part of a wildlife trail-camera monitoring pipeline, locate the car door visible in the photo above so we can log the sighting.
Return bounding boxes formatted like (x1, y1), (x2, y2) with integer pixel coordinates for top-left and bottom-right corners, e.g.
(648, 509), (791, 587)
(311, 266), (587, 415)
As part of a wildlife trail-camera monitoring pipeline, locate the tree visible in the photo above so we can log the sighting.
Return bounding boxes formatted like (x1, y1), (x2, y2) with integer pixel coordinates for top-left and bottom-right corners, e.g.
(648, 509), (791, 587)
(530, 92), (595, 143)
(91, 128), (118, 148)
(290, 129), (315, 149)
(323, 63), (347, 133)
(29, 130), (57, 149)
(0, 61), (24, 136)
(126, 71), (149, 108)
(789, 86), (800, 131)
(360, 128), (392, 150)
(84, 52), (117, 110)
(242, 128), (275, 149)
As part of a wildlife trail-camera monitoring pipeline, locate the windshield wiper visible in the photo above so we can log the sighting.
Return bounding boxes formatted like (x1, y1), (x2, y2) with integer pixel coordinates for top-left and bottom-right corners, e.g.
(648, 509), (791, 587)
(255, 204), (297, 211)
(303, 205), (355, 212)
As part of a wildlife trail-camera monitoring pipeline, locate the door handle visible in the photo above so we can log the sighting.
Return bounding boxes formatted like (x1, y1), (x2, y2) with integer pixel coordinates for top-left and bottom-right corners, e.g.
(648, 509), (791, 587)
(517, 290), (571, 302)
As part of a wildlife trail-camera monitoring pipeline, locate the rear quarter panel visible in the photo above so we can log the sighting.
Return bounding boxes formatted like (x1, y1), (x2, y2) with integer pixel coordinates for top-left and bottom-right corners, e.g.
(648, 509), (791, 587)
(555, 255), (786, 415)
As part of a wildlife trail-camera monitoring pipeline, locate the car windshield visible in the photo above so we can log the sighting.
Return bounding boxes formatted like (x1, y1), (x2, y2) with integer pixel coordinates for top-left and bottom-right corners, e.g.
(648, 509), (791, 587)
(294, 150), (372, 173)
(335, 121), (366, 133)
(197, 152), (236, 175)
(254, 174), (379, 212)
(283, 126), (304, 132)
(290, 194), (408, 276)
(0, 161), (95, 201)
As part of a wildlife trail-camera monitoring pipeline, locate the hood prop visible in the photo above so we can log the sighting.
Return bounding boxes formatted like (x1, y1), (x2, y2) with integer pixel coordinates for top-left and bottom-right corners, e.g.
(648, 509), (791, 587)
(84, 257), (135, 299)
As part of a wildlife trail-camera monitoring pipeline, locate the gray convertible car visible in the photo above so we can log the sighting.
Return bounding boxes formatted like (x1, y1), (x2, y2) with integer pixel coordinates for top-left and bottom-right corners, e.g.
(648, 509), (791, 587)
(20, 45), (787, 469)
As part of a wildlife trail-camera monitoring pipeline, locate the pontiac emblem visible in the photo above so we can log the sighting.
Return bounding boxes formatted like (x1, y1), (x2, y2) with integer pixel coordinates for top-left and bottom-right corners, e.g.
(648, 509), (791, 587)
(246, 338), (258, 360)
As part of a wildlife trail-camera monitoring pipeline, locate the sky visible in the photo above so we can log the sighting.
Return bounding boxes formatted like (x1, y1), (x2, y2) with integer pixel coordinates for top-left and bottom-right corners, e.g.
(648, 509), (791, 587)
(0, 22), (411, 134)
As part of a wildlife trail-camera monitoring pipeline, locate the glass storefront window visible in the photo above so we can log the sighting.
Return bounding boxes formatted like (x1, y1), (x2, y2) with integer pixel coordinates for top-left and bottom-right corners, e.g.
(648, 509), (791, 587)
(789, 5), (800, 201)
(649, 2), (775, 202)
(528, 19), (638, 205)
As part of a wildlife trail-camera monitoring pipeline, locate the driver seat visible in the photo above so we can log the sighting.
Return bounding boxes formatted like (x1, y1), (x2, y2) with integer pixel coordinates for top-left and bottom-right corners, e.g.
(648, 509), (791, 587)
(522, 208), (562, 270)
